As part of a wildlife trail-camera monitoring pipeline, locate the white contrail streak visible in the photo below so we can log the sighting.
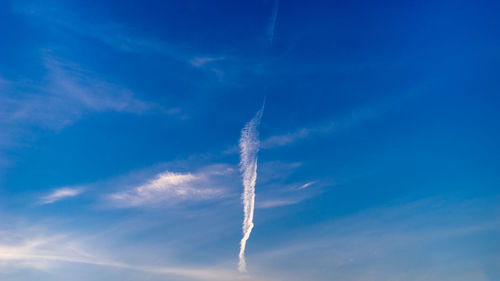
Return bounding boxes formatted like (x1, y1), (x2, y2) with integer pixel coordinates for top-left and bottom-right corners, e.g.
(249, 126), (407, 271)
(238, 103), (265, 272)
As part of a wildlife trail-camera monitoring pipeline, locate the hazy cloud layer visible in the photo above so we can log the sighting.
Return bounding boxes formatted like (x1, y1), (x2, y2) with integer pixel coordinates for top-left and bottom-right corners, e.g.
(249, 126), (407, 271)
(1, 197), (496, 281)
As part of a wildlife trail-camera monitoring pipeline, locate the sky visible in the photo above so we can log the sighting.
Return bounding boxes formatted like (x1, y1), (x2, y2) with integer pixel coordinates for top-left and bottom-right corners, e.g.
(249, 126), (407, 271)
(0, 0), (499, 280)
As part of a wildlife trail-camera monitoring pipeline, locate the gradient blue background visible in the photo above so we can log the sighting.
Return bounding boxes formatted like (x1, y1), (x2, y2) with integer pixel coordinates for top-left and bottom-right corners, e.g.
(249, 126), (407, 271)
(0, 0), (499, 280)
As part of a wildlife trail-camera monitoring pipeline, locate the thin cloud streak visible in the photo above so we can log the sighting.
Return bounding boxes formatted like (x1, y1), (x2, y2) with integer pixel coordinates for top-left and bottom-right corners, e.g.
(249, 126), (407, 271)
(238, 104), (265, 272)
(15, 3), (224, 67)
(259, 102), (383, 149)
(268, 0), (280, 46)
(40, 187), (84, 204)
(260, 90), (421, 149)
(261, 122), (334, 149)
(256, 199), (298, 209)
(298, 181), (317, 190)
(225, 101), (383, 153)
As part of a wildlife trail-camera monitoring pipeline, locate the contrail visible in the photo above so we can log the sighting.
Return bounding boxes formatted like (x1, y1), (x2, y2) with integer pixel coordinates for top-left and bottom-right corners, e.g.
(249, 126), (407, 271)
(238, 103), (265, 272)
(268, 0), (280, 46)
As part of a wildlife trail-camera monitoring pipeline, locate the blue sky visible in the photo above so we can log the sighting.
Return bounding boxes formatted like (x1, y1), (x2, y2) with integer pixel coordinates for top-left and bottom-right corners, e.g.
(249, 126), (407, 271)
(0, 0), (499, 280)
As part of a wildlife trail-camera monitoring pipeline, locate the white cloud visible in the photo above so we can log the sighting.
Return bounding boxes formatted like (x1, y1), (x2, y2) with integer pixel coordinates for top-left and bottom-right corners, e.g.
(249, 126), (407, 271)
(107, 166), (233, 208)
(297, 181), (317, 190)
(40, 187), (84, 204)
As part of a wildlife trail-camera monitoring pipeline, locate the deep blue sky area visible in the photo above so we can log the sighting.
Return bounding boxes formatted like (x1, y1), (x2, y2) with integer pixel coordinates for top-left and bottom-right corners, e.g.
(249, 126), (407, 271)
(0, 1), (499, 280)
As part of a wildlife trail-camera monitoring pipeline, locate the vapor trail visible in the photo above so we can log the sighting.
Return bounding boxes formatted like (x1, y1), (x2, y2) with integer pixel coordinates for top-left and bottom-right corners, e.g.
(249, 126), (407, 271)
(268, 0), (280, 46)
(238, 103), (265, 272)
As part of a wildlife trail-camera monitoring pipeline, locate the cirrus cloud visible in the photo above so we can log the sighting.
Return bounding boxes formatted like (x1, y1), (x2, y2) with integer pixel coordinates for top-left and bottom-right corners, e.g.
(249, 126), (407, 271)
(107, 164), (236, 208)
(40, 187), (84, 204)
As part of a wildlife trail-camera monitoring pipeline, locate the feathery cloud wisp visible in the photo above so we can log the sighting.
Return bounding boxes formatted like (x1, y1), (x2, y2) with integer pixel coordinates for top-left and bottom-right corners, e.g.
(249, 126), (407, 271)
(108, 167), (229, 208)
(298, 181), (317, 190)
(40, 187), (84, 204)
(0, 56), (153, 129)
(15, 3), (226, 68)
(238, 104), (265, 272)
(0, 226), (241, 281)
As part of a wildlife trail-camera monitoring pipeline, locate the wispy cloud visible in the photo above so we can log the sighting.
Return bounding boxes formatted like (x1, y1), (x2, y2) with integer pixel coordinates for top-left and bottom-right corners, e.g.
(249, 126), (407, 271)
(259, 104), (380, 149)
(0, 55), (154, 129)
(0, 206), (289, 281)
(40, 187), (84, 204)
(15, 2), (223, 67)
(237, 161), (321, 210)
(252, 180), (323, 210)
(268, 0), (280, 46)
(256, 199), (298, 209)
(107, 165), (234, 208)
(15, 3), (174, 56)
(223, 100), (389, 154)
(260, 92), (417, 149)
(238, 103), (265, 272)
(2, 197), (496, 281)
(297, 181), (317, 190)
(0, 225), (241, 281)
(261, 122), (334, 149)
